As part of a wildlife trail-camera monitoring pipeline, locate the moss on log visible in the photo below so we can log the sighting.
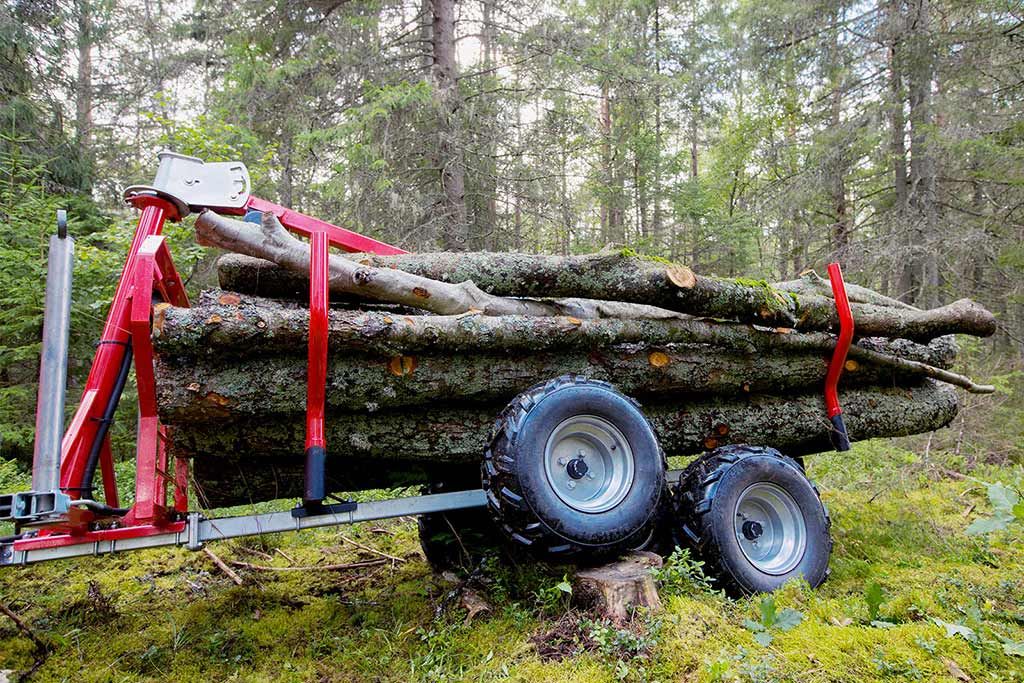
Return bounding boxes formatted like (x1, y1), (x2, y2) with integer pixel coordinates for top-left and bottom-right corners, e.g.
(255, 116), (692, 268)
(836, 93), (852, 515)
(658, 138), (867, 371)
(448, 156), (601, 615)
(177, 381), (958, 507)
(153, 292), (957, 368)
(154, 343), (931, 423)
(214, 251), (996, 340)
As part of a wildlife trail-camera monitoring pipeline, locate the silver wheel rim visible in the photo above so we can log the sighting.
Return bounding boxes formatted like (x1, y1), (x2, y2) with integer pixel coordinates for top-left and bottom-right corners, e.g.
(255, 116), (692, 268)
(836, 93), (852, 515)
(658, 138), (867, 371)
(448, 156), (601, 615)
(733, 482), (806, 575)
(543, 415), (635, 514)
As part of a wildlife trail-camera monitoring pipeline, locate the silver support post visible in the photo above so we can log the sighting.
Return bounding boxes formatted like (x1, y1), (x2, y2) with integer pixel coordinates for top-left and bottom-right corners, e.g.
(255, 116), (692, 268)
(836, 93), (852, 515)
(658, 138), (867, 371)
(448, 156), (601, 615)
(31, 211), (74, 499)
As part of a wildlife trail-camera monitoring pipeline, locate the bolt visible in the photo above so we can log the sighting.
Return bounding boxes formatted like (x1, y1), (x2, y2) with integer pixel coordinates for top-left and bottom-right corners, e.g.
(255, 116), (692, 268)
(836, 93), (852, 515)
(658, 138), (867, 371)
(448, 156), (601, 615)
(567, 481), (576, 489)
(558, 457), (567, 466)
(587, 472), (595, 480)
(577, 448), (587, 458)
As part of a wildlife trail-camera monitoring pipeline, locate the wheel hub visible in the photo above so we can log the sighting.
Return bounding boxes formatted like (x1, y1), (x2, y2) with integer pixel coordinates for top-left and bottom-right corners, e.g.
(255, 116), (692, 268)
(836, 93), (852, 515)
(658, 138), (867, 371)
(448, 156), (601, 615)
(543, 415), (635, 513)
(566, 458), (589, 479)
(733, 482), (806, 575)
(741, 519), (764, 541)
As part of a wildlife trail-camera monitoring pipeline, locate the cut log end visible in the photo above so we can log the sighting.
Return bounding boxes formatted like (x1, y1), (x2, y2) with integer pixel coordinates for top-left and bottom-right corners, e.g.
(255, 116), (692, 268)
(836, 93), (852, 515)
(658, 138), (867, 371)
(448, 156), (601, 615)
(666, 264), (696, 289)
(573, 551), (663, 623)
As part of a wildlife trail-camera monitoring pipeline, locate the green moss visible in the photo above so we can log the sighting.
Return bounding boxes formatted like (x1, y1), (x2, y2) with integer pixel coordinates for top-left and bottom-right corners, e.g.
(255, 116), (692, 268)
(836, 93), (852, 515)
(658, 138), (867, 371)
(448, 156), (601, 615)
(2, 442), (1023, 681)
(617, 246), (674, 265)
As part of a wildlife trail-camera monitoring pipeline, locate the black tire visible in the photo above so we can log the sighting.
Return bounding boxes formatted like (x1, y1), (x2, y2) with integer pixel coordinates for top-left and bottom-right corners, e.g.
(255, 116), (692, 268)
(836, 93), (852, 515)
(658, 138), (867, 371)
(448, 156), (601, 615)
(482, 375), (666, 561)
(417, 478), (499, 573)
(672, 445), (831, 595)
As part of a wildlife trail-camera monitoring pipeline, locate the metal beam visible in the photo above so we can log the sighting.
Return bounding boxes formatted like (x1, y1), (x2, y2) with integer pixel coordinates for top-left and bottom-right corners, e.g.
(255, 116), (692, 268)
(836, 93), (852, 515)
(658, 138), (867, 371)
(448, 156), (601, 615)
(2, 469), (685, 567)
(1, 489), (486, 566)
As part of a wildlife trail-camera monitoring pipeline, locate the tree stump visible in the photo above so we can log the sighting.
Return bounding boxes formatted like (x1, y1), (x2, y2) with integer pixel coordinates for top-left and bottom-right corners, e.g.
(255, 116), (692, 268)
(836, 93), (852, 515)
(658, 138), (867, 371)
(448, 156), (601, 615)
(573, 551), (663, 623)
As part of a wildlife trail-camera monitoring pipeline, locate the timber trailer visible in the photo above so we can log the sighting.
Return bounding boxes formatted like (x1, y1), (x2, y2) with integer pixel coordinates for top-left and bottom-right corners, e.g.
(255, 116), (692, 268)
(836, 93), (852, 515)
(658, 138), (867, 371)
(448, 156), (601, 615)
(0, 151), (854, 594)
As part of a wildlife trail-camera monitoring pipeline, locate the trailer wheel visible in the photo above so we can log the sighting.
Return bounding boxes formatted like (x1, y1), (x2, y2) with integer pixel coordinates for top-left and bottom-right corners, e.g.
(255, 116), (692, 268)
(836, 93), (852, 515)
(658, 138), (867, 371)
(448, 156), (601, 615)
(673, 445), (831, 595)
(482, 375), (665, 561)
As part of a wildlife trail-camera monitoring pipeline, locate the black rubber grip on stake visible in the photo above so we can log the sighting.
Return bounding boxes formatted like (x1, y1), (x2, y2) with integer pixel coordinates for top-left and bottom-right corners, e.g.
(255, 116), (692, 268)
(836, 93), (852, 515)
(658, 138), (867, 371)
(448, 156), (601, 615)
(829, 414), (851, 452)
(303, 445), (327, 506)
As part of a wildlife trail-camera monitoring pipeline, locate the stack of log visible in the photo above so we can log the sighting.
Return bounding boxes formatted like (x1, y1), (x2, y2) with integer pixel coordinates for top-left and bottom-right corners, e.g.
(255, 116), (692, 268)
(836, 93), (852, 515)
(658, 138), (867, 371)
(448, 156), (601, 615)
(151, 211), (996, 508)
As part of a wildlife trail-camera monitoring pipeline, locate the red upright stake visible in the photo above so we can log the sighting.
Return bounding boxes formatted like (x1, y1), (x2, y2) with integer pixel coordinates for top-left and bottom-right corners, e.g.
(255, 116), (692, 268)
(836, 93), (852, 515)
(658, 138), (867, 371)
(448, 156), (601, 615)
(824, 262), (855, 451)
(304, 231), (330, 506)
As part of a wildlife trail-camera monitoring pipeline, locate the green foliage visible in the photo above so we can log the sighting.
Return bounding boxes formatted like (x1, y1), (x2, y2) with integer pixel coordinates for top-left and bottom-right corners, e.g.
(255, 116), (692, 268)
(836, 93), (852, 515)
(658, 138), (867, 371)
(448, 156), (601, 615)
(865, 581), (885, 622)
(581, 616), (664, 681)
(651, 546), (717, 596)
(0, 142), (66, 459)
(533, 573), (574, 615)
(965, 481), (1023, 535)
(743, 595), (803, 646)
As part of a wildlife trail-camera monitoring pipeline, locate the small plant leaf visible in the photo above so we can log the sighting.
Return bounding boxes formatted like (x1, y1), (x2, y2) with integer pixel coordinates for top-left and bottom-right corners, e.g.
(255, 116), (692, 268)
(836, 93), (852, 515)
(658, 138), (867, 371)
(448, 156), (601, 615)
(743, 619), (766, 632)
(965, 516), (1010, 535)
(987, 483), (1020, 513)
(753, 630), (774, 647)
(774, 608), (803, 632)
(933, 618), (976, 642)
(555, 580), (573, 595)
(759, 596), (777, 628)
(865, 581), (884, 621)
(1013, 501), (1024, 521)
(1000, 636), (1024, 657)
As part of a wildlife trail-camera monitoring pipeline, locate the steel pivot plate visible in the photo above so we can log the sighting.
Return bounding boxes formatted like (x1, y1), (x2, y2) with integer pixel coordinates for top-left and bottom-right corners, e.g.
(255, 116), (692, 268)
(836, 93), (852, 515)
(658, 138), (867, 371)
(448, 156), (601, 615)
(123, 150), (251, 217)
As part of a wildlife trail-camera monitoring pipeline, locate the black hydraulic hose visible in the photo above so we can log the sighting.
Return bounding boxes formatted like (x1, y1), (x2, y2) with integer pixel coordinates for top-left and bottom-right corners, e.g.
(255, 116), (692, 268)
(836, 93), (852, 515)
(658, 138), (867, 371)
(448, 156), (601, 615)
(80, 339), (133, 496)
(70, 500), (130, 516)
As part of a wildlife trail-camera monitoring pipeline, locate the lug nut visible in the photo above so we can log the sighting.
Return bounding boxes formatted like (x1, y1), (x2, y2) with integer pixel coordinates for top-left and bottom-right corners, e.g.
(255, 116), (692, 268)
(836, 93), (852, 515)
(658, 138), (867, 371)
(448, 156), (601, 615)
(558, 457), (567, 466)
(567, 481), (576, 489)
(587, 472), (595, 480)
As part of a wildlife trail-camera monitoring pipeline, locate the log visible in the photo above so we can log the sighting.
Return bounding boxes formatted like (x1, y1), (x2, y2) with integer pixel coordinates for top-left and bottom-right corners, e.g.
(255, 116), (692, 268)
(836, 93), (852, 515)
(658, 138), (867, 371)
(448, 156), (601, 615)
(573, 552), (663, 623)
(772, 271), (917, 310)
(210, 246), (996, 340)
(154, 343), (938, 423)
(175, 381), (959, 507)
(153, 294), (992, 393)
(195, 211), (573, 318)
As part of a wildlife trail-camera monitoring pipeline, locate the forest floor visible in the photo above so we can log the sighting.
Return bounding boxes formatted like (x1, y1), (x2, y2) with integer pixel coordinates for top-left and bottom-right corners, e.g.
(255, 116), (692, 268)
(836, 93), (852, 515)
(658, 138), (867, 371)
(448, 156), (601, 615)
(1, 439), (1022, 682)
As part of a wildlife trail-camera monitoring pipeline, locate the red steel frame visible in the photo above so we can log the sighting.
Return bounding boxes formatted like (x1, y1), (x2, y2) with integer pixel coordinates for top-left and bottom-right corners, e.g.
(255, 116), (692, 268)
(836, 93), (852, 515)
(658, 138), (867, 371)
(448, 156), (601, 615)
(15, 194), (404, 554)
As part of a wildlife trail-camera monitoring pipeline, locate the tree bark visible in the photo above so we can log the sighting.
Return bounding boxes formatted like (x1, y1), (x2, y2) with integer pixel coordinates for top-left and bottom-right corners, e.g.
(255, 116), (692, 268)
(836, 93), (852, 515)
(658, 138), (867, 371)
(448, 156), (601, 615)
(75, 0), (93, 189)
(772, 271), (916, 310)
(205, 237), (997, 340)
(195, 211), (568, 317)
(430, 0), (468, 249)
(153, 341), (938, 424)
(154, 292), (964, 370)
(178, 381), (959, 507)
(903, 0), (939, 307)
(574, 552), (663, 623)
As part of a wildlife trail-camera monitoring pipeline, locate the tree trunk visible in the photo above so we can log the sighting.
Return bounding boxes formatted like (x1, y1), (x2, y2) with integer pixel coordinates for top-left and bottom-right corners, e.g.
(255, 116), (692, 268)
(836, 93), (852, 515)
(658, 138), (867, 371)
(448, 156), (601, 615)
(177, 381), (959, 507)
(903, 0), (939, 307)
(153, 294), (988, 392)
(651, 0), (663, 248)
(75, 0), (93, 189)
(153, 342), (938, 424)
(828, 17), (850, 264)
(431, 0), (468, 249)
